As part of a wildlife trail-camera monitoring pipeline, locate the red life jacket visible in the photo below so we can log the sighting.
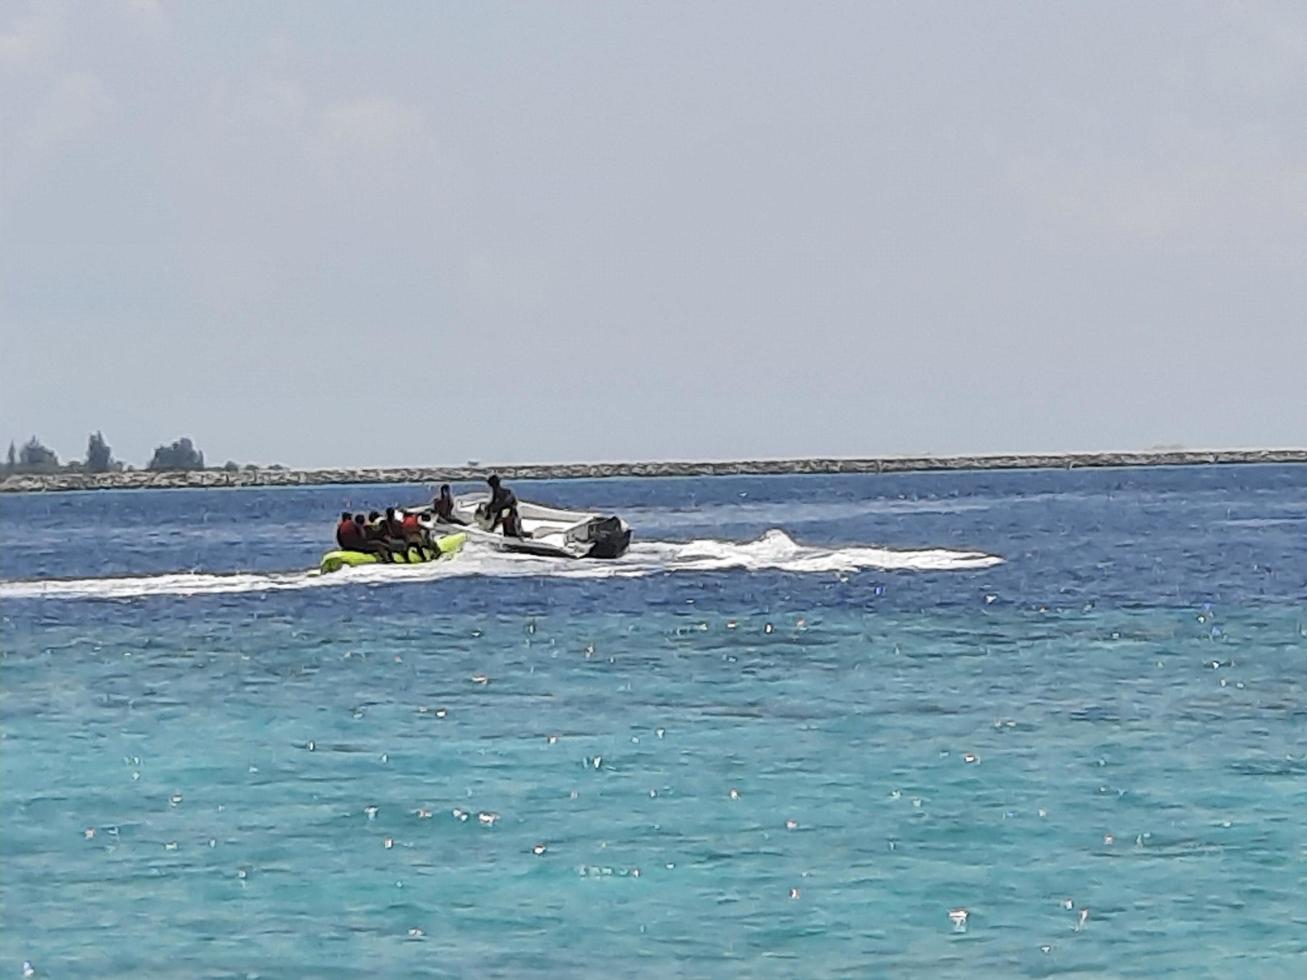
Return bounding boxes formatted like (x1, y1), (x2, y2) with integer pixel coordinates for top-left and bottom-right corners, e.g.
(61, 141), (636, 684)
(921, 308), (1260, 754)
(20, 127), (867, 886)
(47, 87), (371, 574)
(402, 513), (421, 536)
(337, 519), (364, 550)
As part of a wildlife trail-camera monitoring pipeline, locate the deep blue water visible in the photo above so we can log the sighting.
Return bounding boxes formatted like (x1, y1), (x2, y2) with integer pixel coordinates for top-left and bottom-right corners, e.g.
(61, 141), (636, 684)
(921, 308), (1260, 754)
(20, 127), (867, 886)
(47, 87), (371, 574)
(3, 466), (1306, 977)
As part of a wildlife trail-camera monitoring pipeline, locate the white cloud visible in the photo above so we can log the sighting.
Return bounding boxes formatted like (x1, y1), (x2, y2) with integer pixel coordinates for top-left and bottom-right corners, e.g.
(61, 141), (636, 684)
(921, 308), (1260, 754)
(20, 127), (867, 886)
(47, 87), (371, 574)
(5, 3), (1306, 461)
(0, 3), (61, 70)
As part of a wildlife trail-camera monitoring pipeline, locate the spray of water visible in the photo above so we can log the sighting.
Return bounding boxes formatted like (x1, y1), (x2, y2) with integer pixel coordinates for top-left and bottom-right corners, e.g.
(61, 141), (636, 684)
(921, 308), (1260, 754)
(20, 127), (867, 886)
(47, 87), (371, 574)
(0, 529), (1001, 601)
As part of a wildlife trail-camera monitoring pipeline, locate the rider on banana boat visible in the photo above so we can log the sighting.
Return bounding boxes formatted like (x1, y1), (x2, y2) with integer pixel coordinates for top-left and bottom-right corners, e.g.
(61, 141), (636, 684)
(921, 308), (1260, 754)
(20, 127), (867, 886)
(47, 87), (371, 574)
(363, 511), (403, 560)
(336, 511), (363, 549)
(399, 508), (432, 556)
(337, 511), (393, 562)
(383, 507), (423, 560)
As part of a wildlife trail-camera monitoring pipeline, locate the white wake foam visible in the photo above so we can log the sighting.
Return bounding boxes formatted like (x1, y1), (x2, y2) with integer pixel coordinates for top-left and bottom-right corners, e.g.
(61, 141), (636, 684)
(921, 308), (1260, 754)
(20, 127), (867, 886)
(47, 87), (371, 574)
(0, 530), (1001, 601)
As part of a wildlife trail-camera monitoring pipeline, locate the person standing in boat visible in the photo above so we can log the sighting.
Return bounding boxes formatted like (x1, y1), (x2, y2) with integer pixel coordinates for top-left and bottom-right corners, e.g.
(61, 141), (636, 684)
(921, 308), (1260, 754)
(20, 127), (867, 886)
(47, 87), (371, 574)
(484, 474), (518, 533)
(484, 475), (531, 538)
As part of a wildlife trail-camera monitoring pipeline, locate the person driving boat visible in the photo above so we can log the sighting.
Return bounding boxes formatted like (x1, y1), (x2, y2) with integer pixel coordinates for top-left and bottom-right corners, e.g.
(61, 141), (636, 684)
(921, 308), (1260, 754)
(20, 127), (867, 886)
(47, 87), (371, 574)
(484, 475), (517, 532)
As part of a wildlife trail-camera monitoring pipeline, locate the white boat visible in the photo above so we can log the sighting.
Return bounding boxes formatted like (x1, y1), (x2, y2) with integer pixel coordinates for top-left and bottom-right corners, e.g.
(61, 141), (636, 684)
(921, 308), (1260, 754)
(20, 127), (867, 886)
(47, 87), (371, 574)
(438, 494), (632, 559)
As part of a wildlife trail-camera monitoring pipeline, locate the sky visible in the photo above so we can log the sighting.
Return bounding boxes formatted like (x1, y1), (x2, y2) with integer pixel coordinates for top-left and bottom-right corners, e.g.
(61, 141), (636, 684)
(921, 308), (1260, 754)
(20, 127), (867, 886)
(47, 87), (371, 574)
(2, 1), (1305, 468)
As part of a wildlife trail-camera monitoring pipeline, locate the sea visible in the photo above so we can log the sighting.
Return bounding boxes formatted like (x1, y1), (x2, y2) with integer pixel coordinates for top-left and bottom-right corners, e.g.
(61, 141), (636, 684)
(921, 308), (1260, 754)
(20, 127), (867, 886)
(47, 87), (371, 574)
(2, 465), (1305, 978)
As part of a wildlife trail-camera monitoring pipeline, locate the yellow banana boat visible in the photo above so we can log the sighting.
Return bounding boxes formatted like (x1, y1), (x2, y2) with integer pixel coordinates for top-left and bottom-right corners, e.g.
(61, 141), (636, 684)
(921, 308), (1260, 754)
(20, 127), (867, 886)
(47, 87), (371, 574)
(319, 531), (467, 574)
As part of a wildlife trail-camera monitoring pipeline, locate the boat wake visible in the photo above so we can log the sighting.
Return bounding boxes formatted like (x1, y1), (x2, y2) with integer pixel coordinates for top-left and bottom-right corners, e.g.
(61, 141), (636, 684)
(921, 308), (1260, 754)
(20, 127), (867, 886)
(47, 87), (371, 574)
(0, 530), (1001, 601)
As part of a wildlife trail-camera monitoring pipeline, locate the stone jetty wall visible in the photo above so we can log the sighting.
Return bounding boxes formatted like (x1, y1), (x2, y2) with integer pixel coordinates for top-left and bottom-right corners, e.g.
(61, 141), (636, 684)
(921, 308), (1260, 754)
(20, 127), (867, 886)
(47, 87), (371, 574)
(2, 448), (1304, 494)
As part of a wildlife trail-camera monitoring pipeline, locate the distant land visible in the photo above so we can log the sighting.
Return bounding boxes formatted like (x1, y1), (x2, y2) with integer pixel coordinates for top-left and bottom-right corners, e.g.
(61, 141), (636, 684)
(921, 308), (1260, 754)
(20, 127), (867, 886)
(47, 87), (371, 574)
(1, 449), (1304, 493)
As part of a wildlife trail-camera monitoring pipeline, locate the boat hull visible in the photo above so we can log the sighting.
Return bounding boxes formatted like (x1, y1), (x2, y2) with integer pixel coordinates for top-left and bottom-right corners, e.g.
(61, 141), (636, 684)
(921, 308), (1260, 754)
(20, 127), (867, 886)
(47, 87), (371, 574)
(440, 496), (632, 559)
(319, 532), (466, 574)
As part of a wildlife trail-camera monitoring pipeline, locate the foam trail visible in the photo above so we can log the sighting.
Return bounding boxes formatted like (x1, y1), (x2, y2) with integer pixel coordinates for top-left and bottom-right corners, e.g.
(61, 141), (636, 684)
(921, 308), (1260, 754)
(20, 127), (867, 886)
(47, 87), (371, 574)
(648, 529), (1000, 573)
(0, 530), (1002, 601)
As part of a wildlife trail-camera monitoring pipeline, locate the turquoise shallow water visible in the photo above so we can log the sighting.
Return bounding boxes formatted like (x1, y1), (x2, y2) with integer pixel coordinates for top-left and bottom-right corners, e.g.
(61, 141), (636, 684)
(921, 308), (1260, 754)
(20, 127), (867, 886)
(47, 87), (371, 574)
(3, 468), (1306, 977)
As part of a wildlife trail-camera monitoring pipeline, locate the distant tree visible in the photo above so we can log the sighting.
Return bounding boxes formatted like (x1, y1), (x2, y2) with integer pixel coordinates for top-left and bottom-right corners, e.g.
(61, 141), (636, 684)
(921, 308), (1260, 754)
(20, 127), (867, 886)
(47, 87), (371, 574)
(4, 441), (14, 471)
(222, 460), (240, 472)
(86, 431), (114, 472)
(148, 436), (205, 471)
(19, 436), (59, 471)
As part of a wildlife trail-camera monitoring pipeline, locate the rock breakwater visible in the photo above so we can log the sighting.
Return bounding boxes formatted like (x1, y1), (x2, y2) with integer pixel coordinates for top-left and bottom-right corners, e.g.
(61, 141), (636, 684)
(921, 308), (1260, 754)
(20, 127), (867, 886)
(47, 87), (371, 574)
(2, 449), (1304, 494)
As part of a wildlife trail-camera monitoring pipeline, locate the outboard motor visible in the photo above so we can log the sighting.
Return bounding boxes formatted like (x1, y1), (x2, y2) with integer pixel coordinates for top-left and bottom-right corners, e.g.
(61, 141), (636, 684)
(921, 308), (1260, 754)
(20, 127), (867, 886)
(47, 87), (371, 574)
(584, 516), (632, 559)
